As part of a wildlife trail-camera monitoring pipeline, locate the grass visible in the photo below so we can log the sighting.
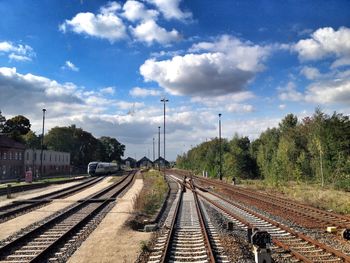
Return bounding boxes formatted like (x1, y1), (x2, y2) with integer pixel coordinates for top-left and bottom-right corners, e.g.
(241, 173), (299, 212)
(133, 169), (168, 216)
(239, 179), (350, 215)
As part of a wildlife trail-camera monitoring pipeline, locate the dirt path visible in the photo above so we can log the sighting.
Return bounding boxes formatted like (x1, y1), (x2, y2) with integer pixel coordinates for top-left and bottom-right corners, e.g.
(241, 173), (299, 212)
(68, 178), (151, 263)
(0, 177), (114, 241)
(0, 178), (85, 206)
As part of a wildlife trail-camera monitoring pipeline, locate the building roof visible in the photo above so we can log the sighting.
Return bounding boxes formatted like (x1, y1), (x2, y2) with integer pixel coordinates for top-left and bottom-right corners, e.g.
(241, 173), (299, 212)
(154, 156), (170, 164)
(137, 156), (153, 165)
(0, 135), (25, 149)
(125, 157), (136, 162)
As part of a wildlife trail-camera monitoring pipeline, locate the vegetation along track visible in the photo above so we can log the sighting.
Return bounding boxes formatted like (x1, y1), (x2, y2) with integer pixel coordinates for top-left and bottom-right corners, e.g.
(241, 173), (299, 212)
(148, 175), (229, 263)
(171, 172), (350, 262)
(0, 177), (104, 223)
(0, 170), (137, 263)
(193, 175), (350, 233)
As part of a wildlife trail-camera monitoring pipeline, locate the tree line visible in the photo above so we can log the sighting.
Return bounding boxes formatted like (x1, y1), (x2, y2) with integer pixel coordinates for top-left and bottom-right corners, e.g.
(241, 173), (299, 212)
(0, 111), (125, 168)
(176, 109), (350, 190)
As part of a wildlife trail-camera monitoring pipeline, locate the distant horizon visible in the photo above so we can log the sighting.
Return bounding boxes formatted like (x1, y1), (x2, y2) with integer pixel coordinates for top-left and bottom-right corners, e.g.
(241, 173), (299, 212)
(1, 0), (349, 161)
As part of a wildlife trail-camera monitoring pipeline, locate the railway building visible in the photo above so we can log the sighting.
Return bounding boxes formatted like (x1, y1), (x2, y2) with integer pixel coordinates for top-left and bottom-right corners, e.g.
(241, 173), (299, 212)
(122, 157), (137, 169)
(0, 135), (25, 182)
(24, 149), (70, 178)
(153, 156), (170, 168)
(136, 156), (153, 168)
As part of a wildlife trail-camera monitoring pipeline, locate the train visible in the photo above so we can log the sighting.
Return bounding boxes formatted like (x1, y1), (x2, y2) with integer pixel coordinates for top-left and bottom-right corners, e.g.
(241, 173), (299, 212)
(87, 162), (119, 176)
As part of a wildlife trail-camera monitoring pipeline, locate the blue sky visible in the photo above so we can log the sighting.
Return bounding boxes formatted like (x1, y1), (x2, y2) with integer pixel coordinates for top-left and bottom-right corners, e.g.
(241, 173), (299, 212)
(1, 0), (350, 161)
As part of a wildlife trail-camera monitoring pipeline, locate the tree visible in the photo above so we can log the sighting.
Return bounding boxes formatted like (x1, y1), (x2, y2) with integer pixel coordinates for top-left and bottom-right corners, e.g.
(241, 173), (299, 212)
(3, 115), (31, 142)
(99, 136), (125, 162)
(45, 125), (100, 167)
(279, 113), (297, 133)
(223, 136), (257, 179)
(22, 130), (41, 149)
(44, 125), (125, 168)
(0, 110), (6, 133)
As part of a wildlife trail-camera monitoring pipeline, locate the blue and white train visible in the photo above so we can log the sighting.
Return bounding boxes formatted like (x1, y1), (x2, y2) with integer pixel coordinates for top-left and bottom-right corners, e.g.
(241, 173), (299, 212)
(87, 162), (119, 176)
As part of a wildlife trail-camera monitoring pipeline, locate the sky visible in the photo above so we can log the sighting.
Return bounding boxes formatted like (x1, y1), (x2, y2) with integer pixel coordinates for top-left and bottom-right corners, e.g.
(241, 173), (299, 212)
(0, 0), (350, 161)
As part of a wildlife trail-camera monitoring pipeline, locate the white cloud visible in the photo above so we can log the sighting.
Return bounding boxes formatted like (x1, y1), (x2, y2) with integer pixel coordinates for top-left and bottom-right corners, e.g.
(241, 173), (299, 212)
(62, 60), (79, 72)
(146, 0), (191, 20)
(279, 77), (350, 106)
(293, 27), (350, 62)
(279, 104), (286, 110)
(130, 19), (180, 45)
(130, 87), (161, 97)
(304, 79), (350, 104)
(0, 41), (35, 62)
(100, 86), (115, 95)
(60, 1), (181, 45)
(226, 103), (255, 113)
(8, 53), (31, 62)
(122, 0), (158, 22)
(116, 101), (145, 110)
(59, 2), (127, 43)
(331, 57), (350, 69)
(300, 66), (320, 80)
(140, 35), (270, 97)
(100, 1), (122, 14)
(191, 91), (255, 107)
(278, 81), (303, 102)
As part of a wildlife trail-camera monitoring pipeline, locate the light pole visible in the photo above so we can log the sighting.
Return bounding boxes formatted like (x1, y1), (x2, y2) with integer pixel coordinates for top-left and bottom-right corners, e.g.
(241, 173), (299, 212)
(158, 126), (161, 159)
(153, 137), (155, 162)
(40, 108), (46, 179)
(160, 97), (168, 162)
(218, 113), (222, 181)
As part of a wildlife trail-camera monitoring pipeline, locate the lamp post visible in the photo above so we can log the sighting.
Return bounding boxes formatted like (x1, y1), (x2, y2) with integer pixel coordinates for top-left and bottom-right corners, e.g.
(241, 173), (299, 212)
(158, 126), (161, 171)
(218, 113), (222, 181)
(158, 126), (161, 159)
(160, 98), (168, 161)
(40, 108), (46, 179)
(153, 137), (155, 162)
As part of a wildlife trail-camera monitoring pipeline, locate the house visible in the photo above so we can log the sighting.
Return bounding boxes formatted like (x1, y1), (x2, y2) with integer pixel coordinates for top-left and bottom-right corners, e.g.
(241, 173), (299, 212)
(136, 156), (153, 168)
(0, 135), (25, 181)
(122, 157), (137, 169)
(24, 149), (70, 177)
(153, 156), (170, 168)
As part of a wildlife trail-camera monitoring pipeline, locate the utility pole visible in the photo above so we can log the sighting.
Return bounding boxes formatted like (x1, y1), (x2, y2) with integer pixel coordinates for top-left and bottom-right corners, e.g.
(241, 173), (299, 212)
(40, 109), (46, 179)
(218, 113), (222, 181)
(160, 97), (169, 161)
(158, 126), (161, 159)
(153, 137), (155, 162)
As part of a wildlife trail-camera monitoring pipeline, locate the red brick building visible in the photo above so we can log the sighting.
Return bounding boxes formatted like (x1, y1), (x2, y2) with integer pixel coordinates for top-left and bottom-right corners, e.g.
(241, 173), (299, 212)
(0, 135), (25, 181)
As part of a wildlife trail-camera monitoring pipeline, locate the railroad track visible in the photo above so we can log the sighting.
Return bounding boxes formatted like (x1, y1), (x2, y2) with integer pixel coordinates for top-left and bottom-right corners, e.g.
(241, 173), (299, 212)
(194, 175), (350, 231)
(0, 176), (104, 223)
(148, 176), (229, 263)
(0, 177), (87, 196)
(192, 181), (350, 262)
(0, 170), (137, 263)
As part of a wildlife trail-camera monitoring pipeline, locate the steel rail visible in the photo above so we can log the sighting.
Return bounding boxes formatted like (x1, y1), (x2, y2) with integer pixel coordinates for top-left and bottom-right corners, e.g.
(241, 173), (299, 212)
(190, 180), (216, 263)
(195, 175), (350, 224)
(195, 187), (350, 263)
(0, 177), (103, 222)
(30, 171), (137, 263)
(0, 177), (87, 196)
(0, 170), (137, 262)
(160, 178), (184, 263)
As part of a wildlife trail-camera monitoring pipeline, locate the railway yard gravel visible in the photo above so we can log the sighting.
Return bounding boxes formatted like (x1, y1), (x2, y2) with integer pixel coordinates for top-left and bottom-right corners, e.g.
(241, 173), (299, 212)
(0, 176), (114, 240)
(67, 178), (151, 263)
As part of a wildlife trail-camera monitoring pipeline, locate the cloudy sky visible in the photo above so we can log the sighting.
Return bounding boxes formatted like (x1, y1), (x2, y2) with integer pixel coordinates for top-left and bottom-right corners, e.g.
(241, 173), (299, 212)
(1, 1), (350, 161)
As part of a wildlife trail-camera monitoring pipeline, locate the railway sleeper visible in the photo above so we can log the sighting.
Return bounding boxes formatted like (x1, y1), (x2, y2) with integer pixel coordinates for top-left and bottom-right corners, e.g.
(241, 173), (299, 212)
(13, 250), (40, 255)
(169, 255), (208, 261)
(170, 250), (207, 256)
